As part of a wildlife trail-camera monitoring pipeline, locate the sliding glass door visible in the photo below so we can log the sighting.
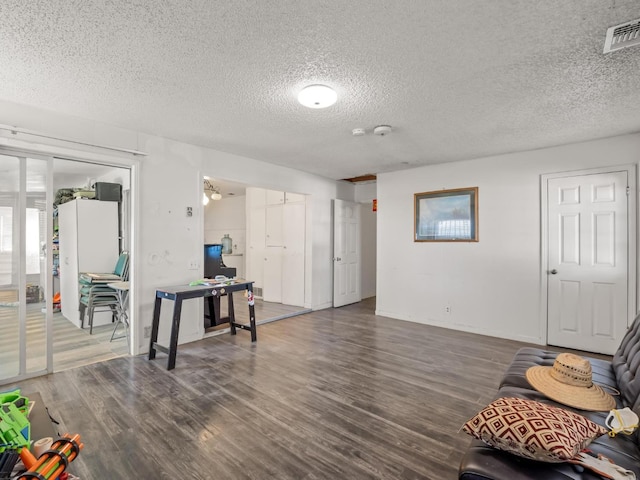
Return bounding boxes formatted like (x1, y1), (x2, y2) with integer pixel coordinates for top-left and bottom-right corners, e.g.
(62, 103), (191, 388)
(0, 152), (52, 383)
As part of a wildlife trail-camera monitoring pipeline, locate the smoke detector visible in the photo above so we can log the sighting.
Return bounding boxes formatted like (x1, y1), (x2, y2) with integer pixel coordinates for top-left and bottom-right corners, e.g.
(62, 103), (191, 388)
(604, 18), (640, 53)
(373, 125), (392, 136)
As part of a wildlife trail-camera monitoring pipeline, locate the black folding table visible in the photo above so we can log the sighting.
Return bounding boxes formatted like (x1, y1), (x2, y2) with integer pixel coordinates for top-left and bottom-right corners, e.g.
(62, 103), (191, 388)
(148, 280), (256, 370)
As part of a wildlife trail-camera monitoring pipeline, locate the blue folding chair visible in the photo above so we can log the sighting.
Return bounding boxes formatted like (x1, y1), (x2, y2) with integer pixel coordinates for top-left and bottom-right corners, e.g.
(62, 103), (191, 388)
(78, 251), (129, 334)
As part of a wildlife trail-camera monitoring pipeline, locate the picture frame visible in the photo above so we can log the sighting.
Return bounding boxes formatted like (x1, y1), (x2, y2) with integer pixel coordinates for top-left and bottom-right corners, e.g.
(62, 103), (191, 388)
(414, 187), (478, 242)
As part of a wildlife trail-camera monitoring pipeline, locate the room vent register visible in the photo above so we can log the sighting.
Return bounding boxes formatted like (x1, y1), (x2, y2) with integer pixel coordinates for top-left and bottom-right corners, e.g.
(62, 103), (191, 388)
(604, 18), (640, 53)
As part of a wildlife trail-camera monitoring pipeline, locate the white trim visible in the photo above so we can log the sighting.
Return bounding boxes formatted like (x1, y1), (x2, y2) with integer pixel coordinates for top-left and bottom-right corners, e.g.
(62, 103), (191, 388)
(129, 160), (140, 355)
(540, 164), (638, 346)
(46, 155), (54, 372)
(0, 137), (138, 167)
(540, 175), (549, 345)
(0, 124), (147, 156)
(629, 167), (638, 325)
(312, 301), (333, 311)
(196, 171), (206, 340)
(18, 156), (26, 375)
(0, 369), (49, 386)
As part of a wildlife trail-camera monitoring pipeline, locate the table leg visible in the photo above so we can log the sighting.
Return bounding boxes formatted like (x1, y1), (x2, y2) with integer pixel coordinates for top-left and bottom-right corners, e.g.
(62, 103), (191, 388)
(247, 286), (257, 342)
(205, 296), (215, 328)
(228, 292), (237, 335)
(167, 296), (183, 370)
(213, 295), (221, 325)
(148, 294), (162, 360)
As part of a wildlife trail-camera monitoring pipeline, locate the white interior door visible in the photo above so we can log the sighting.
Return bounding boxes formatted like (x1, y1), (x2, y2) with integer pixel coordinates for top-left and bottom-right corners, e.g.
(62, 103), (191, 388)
(547, 170), (629, 355)
(333, 199), (361, 307)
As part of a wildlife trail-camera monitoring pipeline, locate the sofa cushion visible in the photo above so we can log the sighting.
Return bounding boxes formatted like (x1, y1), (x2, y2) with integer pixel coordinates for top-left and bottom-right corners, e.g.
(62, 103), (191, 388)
(462, 397), (607, 463)
(613, 312), (640, 412)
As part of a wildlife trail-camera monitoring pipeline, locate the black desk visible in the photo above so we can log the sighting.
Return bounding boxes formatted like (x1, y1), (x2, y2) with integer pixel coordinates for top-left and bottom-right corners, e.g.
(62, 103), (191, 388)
(148, 281), (256, 370)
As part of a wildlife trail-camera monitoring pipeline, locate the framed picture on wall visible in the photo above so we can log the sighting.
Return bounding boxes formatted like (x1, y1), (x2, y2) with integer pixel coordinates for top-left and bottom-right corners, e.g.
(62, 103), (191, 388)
(414, 187), (478, 242)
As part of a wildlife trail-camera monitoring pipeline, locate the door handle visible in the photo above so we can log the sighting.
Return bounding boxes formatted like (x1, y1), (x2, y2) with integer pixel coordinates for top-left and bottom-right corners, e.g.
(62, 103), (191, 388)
(335, 257), (342, 261)
(550, 269), (558, 275)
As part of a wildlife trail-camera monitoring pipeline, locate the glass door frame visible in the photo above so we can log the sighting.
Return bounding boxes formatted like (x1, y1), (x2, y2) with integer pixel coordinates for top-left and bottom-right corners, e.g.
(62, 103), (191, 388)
(0, 142), (140, 385)
(0, 149), (53, 384)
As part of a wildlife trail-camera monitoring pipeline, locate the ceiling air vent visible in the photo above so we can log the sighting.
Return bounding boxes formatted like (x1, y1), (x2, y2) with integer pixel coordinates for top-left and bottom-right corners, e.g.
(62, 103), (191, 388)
(604, 18), (640, 53)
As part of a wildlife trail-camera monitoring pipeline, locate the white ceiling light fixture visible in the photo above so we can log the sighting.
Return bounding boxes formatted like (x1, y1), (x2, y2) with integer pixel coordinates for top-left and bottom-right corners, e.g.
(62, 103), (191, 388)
(298, 84), (337, 109)
(203, 179), (222, 204)
(373, 125), (392, 136)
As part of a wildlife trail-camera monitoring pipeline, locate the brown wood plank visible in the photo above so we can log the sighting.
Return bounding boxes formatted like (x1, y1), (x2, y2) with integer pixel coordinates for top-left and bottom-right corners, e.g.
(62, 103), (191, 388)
(5, 297), (605, 479)
(1, 296), (308, 378)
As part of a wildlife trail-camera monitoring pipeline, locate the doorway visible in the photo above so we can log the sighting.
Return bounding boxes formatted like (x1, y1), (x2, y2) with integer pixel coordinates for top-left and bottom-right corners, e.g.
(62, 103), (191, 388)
(0, 149), (134, 385)
(52, 158), (132, 371)
(202, 179), (310, 335)
(542, 166), (636, 355)
(332, 197), (377, 308)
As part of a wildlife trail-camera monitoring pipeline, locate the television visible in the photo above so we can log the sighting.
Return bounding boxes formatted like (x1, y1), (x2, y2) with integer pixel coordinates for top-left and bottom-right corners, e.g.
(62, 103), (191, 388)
(203, 244), (236, 278)
(203, 243), (236, 328)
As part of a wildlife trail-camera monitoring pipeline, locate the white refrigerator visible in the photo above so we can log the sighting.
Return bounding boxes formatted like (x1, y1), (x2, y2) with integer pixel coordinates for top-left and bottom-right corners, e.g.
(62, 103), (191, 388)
(57, 199), (119, 327)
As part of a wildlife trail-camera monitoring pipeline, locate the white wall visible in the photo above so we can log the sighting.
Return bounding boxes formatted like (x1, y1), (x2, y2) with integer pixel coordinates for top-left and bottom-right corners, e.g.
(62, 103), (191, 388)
(360, 205), (377, 299)
(354, 182), (377, 204)
(0, 100), (342, 355)
(204, 195), (246, 253)
(355, 183), (377, 299)
(376, 133), (640, 344)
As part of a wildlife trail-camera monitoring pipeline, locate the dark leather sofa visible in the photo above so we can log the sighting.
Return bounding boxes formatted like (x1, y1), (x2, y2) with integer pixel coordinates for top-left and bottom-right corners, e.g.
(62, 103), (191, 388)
(458, 313), (640, 479)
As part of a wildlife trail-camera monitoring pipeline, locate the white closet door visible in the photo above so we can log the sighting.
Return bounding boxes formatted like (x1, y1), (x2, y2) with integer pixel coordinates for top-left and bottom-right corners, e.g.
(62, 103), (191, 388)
(246, 188), (266, 290)
(282, 202), (305, 306)
(266, 189), (285, 205)
(265, 204), (283, 246)
(263, 246), (283, 303)
(285, 192), (305, 203)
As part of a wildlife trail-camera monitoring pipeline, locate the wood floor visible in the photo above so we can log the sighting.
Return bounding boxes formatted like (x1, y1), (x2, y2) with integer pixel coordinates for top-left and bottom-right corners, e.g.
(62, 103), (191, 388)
(0, 297), (129, 378)
(1, 290), (309, 378)
(9, 298), (562, 479)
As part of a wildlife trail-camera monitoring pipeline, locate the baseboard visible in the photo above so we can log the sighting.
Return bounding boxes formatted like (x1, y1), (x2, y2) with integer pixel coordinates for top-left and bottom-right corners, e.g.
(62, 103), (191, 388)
(256, 309), (312, 325)
(374, 308), (544, 345)
(312, 301), (333, 311)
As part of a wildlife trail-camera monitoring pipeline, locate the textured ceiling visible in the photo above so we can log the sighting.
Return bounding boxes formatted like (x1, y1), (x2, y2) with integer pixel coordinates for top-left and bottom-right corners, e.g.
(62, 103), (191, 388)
(1, 1), (639, 180)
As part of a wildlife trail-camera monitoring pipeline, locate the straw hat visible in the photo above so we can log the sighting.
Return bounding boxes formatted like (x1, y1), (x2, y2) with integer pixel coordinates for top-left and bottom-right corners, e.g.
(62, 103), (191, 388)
(526, 353), (615, 411)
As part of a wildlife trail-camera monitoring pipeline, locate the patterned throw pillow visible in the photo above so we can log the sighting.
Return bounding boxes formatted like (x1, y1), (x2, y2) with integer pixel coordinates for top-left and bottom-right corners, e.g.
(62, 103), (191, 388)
(461, 397), (607, 462)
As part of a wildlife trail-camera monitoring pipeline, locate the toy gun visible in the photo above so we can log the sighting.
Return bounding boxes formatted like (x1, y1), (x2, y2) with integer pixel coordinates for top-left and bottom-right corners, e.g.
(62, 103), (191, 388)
(0, 402), (30, 453)
(18, 433), (83, 480)
(0, 389), (29, 415)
